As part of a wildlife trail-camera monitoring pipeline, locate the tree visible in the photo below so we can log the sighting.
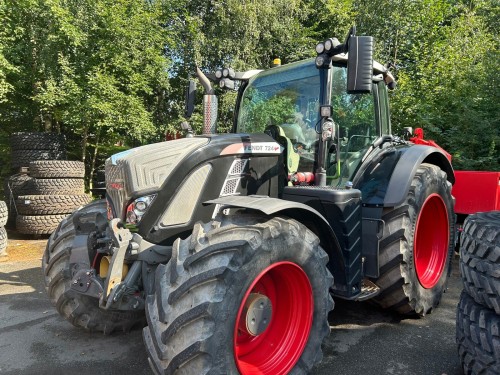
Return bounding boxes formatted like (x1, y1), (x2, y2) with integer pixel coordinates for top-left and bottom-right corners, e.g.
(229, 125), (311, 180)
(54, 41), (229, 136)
(0, 0), (171, 185)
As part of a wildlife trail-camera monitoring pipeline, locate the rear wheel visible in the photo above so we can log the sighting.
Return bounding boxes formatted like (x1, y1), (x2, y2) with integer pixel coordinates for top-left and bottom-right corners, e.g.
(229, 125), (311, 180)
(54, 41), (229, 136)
(372, 163), (454, 315)
(42, 200), (145, 333)
(143, 215), (333, 374)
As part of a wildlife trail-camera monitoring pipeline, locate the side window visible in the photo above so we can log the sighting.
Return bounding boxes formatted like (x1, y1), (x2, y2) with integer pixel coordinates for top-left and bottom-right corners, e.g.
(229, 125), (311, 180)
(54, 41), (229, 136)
(377, 81), (391, 135)
(329, 67), (377, 185)
(331, 67), (377, 153)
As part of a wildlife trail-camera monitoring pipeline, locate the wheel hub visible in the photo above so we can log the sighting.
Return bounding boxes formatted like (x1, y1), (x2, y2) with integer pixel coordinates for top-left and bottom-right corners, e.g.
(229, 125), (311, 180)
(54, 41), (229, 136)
(243, 293), (272, 336)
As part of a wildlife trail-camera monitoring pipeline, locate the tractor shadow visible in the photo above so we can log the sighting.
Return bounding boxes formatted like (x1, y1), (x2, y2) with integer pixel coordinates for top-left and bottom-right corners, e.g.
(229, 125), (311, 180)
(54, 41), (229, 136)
(328, 254), (462, 327)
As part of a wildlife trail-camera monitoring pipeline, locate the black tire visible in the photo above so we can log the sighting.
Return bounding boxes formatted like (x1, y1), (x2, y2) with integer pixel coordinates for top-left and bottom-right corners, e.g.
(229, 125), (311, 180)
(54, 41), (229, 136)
(10, 132), (65, 150)
(456, 290), (500, 375)
(371, 163), (455, 315)
(4, 174), (35, 197)
(16, 195), (92, 215)
(4, 174), (35, 223)
(29, 160), (85, 178)
(144, 215), (334, 375)
(16, 214), (68, 235)
(0, 227), (7, 257)
(11, 149), (66, 169)
(42, 200), (145, 333)
(96, 169), (105, 182)
(31, 178), (85, 195)
(0, 201), (7, 227)
(460, 211), (500, 314)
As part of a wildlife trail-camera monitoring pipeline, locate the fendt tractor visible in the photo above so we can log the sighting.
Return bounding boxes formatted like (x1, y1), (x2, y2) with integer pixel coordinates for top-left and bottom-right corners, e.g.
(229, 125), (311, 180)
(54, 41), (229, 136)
(43, 28), (455, 374)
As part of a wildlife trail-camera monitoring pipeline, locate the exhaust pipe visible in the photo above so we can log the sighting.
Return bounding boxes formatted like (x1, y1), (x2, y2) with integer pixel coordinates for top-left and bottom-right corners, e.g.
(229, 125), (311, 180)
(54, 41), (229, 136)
(196, 66), (218, 135)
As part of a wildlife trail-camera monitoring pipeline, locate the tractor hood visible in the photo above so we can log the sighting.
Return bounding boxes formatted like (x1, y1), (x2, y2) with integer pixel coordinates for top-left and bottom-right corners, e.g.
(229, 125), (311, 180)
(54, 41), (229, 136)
(105, 138), (209, 219)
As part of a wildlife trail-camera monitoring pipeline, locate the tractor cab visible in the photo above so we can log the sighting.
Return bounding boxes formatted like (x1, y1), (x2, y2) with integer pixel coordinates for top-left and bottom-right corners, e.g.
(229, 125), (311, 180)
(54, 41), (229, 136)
(234, 57), (391, 188)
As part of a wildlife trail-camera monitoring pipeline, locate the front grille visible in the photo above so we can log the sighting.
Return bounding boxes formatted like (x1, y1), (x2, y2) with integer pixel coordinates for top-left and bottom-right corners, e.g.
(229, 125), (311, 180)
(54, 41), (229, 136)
(105, 161), (128, 219)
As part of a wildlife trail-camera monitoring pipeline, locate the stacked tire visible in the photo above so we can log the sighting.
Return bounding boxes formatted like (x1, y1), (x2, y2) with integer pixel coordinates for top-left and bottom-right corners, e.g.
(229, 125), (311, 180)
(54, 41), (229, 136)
(3, 173), (35, 226)
(5, 132), (67, 226)
(10, 132), (66, 170)
(0, 201), (8, 257)
(456, 211), (500, 375)
(16, 160), (91, 235)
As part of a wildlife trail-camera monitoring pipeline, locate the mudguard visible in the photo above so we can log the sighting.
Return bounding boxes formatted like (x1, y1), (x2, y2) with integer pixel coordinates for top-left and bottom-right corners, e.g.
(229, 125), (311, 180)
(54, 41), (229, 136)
(204, 195), (354, 297)
(354, 144), (454, 207)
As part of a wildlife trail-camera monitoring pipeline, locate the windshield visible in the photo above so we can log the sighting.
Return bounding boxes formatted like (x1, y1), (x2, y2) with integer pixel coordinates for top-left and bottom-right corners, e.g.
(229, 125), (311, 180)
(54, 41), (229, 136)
(238, 60), (319, 145)
(237, 59), (377, 182)
(237, 59), (320, 173)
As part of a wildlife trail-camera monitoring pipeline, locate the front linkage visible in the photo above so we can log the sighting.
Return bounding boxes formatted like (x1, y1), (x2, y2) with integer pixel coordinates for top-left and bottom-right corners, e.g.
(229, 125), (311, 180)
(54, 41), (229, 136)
(72, 216), (172, 312)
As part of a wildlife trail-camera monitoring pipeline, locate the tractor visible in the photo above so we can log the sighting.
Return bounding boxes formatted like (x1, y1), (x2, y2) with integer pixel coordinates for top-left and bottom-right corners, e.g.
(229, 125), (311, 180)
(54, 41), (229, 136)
(42, 28), (455, 374)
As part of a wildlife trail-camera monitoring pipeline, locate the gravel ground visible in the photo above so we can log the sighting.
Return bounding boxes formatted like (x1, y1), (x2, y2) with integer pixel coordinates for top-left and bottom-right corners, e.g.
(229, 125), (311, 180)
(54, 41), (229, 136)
(0, 229), (463, 375)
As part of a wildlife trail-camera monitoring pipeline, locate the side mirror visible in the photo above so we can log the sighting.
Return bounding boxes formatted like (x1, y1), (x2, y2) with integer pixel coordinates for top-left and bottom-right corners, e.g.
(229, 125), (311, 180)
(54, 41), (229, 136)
(184, 80), (196, 118)
(347, 36), (373, 94)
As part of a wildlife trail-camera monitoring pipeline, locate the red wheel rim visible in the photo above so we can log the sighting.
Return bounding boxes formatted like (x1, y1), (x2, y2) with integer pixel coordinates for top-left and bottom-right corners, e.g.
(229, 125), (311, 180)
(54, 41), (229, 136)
(414, 193), (449, 289)
(233, 261), (313, 375)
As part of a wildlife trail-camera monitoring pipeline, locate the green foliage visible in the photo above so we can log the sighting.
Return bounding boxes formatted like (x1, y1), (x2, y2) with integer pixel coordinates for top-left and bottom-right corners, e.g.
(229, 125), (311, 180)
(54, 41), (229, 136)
(0, 0), (498, 187)
(0, 0), (172, 188)
(239, 89), (296, 133)
(388, 0), (499, 170)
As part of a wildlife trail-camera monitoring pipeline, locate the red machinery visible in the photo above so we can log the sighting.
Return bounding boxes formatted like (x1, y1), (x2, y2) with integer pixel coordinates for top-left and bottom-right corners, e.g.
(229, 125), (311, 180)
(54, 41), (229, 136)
(453, 171), (500, 215)
(411, 128), (499, 215)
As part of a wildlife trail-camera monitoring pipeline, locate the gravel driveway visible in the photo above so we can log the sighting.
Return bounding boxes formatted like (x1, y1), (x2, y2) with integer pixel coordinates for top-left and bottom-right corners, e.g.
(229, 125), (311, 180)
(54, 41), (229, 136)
(0, 231), (463, 375)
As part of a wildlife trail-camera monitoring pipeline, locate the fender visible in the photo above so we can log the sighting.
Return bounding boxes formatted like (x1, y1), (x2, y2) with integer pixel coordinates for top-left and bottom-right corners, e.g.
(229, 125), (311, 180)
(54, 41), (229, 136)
(354, 144), (454, 207)
(384, 145), (454, 206)
(204, 195), (355, 298)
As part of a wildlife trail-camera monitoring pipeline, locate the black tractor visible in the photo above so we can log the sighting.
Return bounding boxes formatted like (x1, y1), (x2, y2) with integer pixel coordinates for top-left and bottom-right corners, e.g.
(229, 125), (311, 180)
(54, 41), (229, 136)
(43, 29), (455, 374)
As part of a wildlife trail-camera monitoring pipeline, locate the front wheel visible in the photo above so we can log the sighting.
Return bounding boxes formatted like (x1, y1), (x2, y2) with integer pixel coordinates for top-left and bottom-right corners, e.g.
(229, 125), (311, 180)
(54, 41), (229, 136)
(42, 200), (145, 333)
(143, 215), (334, 374)
(372, 163), (455, 315)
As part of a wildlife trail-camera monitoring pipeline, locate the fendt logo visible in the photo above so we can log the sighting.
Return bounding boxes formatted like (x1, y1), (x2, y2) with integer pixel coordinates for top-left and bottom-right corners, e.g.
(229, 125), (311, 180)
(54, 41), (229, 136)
(221, 142), (283, 155)
(243, 144), (281, 153)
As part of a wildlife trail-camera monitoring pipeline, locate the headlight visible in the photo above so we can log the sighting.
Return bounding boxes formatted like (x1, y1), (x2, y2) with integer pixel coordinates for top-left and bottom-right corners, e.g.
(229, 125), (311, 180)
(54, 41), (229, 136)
(219, 78), (235, 90)
(315, 55), (326, 68)
(315, 42), (325, 54)
(222, 67), (235, 78)
(126, 194), (157, 225)
(324, 38), (340, 54)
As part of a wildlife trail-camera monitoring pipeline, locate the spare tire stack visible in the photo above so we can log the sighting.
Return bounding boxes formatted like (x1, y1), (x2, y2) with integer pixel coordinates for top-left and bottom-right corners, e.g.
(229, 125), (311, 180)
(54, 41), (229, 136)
(0, 200), (8, 258)
(9, 132), (66, 170)
(5, 132), (91, 235)
(456, 211), (500, 374)
(3, 173), (35, 226)
(16, 161), (91, 235)
(5, 132), (66, 226)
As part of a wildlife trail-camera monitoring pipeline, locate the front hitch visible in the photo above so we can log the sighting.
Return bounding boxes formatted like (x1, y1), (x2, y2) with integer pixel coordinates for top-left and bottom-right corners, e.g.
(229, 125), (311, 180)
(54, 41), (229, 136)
(69, 217), (172, 311)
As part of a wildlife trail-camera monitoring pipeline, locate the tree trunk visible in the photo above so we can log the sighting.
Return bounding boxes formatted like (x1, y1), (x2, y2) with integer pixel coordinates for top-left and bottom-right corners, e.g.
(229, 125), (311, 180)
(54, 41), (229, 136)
(89, 131), (101, 190)
(81, 124), (88, 163)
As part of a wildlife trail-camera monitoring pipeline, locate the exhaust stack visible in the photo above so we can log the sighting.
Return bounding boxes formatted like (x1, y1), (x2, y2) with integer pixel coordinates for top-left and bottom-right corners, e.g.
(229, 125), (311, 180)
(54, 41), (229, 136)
(196, 66), (218, 135)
